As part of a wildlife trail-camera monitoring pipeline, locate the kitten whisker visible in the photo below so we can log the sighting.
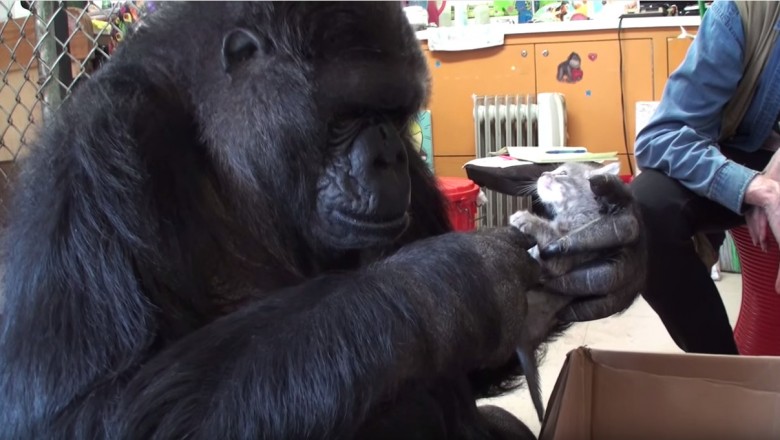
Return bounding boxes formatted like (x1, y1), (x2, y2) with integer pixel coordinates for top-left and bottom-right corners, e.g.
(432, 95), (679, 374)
(512, 183), (538, 196)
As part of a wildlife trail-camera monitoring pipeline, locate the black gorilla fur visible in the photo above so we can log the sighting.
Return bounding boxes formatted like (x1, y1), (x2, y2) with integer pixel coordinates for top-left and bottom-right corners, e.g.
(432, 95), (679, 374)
(0, 2), (639, 439)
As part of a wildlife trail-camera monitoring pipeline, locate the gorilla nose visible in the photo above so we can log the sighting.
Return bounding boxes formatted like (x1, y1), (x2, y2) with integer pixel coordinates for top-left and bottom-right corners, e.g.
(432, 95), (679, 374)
(351, 122), (408, 173)
(362, 123), (407, 170)
(349, 121), (411, 219)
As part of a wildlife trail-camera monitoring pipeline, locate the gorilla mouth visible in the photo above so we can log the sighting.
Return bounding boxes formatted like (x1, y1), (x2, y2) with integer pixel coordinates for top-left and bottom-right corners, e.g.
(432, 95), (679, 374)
(333, 210), (409, 233)
(313, 208), (410, 251)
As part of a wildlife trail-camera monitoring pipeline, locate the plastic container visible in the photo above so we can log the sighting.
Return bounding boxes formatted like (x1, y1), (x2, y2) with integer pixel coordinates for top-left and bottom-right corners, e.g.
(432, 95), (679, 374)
(730, 225), (780, 355)
(437, 177), (480, 232)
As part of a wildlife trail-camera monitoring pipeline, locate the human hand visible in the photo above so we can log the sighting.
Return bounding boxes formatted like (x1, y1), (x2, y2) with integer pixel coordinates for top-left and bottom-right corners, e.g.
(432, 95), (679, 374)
(762, 148), (780, 181)
(747, 149), (780, 252)
(745, 206), (769, 252)
(539, 174), (646, 322)
(744, 174), (780, 293)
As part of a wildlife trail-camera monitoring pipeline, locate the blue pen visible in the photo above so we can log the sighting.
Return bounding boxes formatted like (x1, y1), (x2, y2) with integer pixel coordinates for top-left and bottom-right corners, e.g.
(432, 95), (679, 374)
(545, 149), (587, 154)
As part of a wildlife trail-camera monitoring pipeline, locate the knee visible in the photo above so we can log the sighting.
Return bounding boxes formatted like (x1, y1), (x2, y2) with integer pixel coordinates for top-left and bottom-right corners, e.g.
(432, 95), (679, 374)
(630, 170), (687, 237)
(477, 405), (536, 440)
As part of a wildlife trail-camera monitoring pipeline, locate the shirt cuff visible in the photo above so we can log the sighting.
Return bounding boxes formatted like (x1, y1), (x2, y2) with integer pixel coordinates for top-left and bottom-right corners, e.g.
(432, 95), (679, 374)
(708, 159), (760, 214)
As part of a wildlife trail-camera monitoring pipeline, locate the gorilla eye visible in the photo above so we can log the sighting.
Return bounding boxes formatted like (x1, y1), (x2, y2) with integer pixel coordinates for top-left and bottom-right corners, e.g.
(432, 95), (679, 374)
(221, 28), (273, 72)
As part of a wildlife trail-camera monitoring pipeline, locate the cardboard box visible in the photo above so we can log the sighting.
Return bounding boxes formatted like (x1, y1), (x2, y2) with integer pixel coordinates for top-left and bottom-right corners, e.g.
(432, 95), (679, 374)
(539, 347), (780, 440)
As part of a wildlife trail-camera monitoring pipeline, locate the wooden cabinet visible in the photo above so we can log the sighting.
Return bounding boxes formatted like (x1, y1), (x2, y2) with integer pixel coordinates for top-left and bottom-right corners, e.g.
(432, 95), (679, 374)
(422, 25), (697, 177)
(433, 156), (472, 178)
(667, 38), (694, 77)
(535, 38), (653, 165)
(425, 44), (536, 158)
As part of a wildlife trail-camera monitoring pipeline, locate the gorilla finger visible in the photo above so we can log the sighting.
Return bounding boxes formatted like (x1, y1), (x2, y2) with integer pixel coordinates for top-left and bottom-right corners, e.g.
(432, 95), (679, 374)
(556, 292), (637, 322)
(591, 175), (634, 209)
(589, 174), (627, 198)
(539, 215), (639, 259)
(542, 257), (634, 296)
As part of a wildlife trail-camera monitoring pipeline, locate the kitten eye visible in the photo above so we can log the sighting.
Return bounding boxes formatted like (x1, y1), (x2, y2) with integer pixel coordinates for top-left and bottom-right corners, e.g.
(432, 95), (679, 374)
(558, 170), (568, 176)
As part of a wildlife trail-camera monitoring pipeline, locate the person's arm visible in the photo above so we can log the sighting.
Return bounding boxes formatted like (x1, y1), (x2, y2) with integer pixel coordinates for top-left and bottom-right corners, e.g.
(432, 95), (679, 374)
(635, 0), (756, 214)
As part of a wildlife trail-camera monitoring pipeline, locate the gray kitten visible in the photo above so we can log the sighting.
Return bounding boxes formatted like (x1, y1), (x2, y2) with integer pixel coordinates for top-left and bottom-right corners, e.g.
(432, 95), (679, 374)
(507, 161), (641, 424)
(511, 161), (623, 276)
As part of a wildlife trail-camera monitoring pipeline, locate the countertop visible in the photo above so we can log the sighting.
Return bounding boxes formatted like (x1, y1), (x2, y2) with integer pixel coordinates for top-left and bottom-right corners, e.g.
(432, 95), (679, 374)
(416, 15), (701, 41)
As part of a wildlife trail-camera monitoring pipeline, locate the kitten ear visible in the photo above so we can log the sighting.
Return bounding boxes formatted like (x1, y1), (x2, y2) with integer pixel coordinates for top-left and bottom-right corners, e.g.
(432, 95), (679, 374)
(591, 161), (621, 176)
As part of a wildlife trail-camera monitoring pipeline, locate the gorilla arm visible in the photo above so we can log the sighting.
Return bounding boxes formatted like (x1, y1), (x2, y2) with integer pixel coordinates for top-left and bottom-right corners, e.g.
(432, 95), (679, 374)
(539, 173), (647, 322)
(116, 230), (537, 439)
(110, 229), (535, 439)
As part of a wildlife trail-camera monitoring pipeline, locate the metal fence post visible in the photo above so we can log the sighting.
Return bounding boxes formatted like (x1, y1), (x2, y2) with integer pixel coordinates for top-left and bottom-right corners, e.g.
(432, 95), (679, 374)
(34, 0), (66, 121)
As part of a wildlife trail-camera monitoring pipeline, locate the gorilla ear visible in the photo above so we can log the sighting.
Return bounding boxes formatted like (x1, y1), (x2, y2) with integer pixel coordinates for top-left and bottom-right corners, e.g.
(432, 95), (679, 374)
(221, 28), (271, 72)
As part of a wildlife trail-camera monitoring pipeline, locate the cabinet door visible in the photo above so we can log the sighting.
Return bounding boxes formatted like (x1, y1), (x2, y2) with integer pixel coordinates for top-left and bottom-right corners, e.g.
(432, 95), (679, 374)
(667, 38), (694, 77)
(433, 156), (470, 178)
(424, 44), (536, 159)
(534, 39), (653, 163)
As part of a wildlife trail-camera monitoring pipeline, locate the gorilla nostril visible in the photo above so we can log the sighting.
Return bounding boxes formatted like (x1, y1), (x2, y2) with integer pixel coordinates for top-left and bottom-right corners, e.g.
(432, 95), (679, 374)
(373, 156), (390, 169)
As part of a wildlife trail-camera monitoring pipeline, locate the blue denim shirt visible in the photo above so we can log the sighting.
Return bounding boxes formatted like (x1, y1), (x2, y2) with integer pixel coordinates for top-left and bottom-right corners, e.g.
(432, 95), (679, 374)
(635, 0), (780, 214)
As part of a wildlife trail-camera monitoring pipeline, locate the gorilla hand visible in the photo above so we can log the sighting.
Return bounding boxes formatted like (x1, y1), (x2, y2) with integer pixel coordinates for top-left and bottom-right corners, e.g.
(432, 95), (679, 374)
(539, 173), (646, 322)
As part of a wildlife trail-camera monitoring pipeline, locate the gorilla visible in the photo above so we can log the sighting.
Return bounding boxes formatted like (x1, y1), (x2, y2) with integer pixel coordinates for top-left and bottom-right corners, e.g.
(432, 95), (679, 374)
(0, 2), (642, 439)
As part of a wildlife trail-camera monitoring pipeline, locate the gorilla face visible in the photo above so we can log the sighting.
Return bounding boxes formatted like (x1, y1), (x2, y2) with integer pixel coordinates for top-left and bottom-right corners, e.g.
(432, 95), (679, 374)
(194, 2), (429, 252)
(316, 115), (413, 250)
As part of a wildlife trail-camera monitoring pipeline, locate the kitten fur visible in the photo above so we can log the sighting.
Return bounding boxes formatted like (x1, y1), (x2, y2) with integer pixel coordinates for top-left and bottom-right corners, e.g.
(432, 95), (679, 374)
(512, 161), (622, 275)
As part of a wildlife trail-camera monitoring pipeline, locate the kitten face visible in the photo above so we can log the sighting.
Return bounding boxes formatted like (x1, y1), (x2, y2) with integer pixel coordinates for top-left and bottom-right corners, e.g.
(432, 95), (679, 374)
(536, 161), (620, 210)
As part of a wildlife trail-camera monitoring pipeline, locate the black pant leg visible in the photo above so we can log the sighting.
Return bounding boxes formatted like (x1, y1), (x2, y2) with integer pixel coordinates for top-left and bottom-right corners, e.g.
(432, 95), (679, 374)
(631, 169), (740, 354)
(630, 147), (773, 355)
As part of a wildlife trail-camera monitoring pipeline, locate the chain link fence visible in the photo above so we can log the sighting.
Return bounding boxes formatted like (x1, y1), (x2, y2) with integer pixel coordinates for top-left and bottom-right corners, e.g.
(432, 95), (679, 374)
(0, 0), (155, 223)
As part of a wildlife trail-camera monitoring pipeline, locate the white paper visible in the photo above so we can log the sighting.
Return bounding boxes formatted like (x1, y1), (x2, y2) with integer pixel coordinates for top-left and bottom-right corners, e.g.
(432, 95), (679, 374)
(506, 146), (618, 163)
(427, 25), (505, 52)
(635, 101), (660, 135)
(465, 156), (532, 169)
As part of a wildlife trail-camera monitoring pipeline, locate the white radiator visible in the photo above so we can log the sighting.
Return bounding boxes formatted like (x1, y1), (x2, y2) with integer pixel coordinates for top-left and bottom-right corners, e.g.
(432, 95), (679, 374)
(472, 93), (567, 228)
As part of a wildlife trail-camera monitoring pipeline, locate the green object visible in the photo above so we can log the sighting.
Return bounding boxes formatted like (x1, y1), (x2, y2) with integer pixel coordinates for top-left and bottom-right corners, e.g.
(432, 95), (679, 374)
(698, 0), (707, 18)
(493, 1), (515, 15)
(719, 231), (741, 273)
(410, 111), (434, 171)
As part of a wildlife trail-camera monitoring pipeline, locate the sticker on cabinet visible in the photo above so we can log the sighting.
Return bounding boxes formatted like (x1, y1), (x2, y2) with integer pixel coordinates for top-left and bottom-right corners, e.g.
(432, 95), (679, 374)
(556, 52), (583, 83)
(410, 110), (434, 171)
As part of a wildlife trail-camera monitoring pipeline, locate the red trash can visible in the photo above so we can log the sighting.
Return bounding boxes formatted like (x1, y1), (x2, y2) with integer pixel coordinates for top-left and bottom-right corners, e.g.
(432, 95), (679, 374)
(436, 177), (480, 232)
(730, 225), (780, 355)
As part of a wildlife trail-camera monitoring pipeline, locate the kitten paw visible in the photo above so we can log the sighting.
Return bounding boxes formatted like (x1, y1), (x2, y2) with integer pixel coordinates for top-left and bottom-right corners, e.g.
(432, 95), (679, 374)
(509, 210), (535, 233)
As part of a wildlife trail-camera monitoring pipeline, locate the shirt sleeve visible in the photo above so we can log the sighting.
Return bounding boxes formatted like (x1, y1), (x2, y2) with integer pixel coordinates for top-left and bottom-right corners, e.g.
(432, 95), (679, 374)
(634, 0), (759, 214)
